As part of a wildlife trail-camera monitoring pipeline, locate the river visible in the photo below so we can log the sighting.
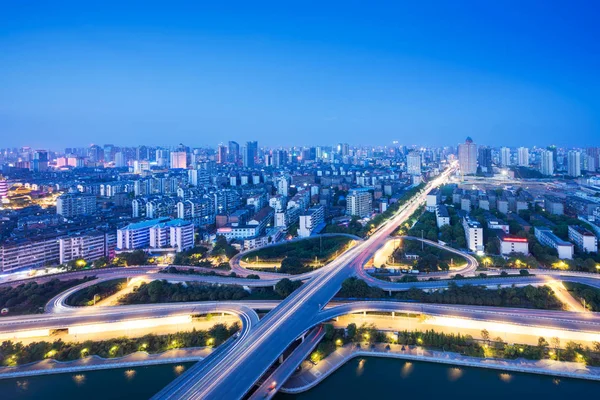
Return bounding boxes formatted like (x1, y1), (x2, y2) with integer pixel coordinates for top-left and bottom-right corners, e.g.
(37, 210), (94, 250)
(0, 358), (598, 399)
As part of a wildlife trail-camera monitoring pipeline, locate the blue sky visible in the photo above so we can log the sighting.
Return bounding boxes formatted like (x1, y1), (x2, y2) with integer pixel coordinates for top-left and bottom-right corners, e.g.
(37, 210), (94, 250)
(1, 1), (599, 149)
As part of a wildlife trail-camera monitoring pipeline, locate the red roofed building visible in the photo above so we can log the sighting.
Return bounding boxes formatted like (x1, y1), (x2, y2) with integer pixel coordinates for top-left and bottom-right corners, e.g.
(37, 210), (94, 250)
(498, 232), (529, 255)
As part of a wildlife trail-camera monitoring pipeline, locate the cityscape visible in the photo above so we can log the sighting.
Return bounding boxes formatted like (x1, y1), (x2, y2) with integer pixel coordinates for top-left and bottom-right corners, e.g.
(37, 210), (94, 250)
(1, 2), (600, 400)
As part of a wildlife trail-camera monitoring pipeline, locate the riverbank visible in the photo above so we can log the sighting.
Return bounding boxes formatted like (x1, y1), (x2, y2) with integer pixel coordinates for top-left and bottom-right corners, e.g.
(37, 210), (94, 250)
(281, 343), (600, 393)
(0, 347), (210, 380)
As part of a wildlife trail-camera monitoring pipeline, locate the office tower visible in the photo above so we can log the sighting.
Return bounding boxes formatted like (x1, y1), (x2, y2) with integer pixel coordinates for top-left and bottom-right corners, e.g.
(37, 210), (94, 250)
(477, 146), (492, 173)
(458, 137), (477, 175)
(567, 150), (581, 177)
(586, 148), (599, 172)
(346, 189), (373, 218)
(114, 152), (127, 167)
(583, 154), (597, 172)
(500, 147), (511, 167)
(540, 149), (554, 176)
(32, 150), (49, 172)
(217, 144), (228, 164)
(243, 141), (258, 168)
(170, 151), (187, 169)
(101, 144), (114, 163)
(517, 147), (529, 167)
(137, 146), (149, 161)
(228, 141), (240, 164)
(273, 150), (287, 168)
(547, 145), (558, 170)
(406, 151), (422, 175)
(155, 149), (169, 167)
(337, 143), (350, 157)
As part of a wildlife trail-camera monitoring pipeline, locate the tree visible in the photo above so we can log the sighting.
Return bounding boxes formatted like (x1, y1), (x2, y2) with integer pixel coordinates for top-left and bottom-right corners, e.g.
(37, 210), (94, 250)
(485, 238), (500, 255)
(274, 279), (301, 298)
(480, 329), (490, 343)
(324, 324), (335, 340)
(346, 323), (357, 340)
(538, 337), (549, 349)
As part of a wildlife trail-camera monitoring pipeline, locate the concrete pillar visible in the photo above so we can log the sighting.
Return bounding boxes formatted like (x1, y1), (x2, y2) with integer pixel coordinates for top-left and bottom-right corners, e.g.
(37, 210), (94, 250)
(363, 311), (366, 316)
(389, 290), (392, 296)
(279, 354), (284, 363)
(392, 312), (395, 318)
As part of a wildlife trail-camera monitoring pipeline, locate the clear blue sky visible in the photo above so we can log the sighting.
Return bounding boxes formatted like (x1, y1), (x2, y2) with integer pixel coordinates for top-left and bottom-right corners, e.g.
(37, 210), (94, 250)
(1, 1), (599, 149)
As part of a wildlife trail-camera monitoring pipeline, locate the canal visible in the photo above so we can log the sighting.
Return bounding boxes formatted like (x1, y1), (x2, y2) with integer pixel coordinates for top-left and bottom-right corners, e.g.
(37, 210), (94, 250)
(0, 357), (598, 399)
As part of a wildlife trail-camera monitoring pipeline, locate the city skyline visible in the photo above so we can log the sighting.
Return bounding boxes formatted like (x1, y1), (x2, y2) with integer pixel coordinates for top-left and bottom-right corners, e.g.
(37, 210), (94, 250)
(2, 2), (599, 148)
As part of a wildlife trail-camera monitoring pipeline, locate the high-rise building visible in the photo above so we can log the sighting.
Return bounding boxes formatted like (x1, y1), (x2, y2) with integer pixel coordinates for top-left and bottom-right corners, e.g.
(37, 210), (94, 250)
(156, 149), (170, 167)
(517, 147), (529, 167)
(32, 150), (49, 172)
(228, 141), (240, 164)
(346, 189), (372, 218)
(56, 192), (97, 218)
(170, 151), (187, 169)
(458, 137), (477, 175)
(337, 143), (350, 157)
(477, 146), (492, 173)
(114, 152), (127, 168)
(273, 150), (287, 168)
(0, 176), (8, 202)
(500, 147), (511, 167)
(243, 141), (258, 168)
(540, 149), (554, 176)
(567, 150), (581, 177)
(406, 151), (422, 175)
(217, 144), (228, 164)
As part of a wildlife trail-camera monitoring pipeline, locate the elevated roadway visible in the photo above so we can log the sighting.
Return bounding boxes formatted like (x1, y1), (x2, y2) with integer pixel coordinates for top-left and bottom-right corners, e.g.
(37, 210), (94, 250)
(151, 166), (455, 399)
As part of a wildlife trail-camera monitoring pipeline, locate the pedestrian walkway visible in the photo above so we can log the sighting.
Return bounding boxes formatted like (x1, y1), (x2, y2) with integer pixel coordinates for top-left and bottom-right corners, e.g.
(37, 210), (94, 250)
(0, 347), (212, 379)
(281, 343), (600, 393)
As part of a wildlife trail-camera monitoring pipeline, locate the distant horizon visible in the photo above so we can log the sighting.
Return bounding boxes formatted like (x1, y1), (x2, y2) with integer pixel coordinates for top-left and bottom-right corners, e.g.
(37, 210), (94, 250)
(1, 139), (594, 153)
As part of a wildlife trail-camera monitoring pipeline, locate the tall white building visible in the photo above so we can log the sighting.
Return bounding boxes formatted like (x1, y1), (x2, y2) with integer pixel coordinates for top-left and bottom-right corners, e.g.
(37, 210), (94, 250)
(275, 175), (291, 196)
(298, 205), (325, 238)
(406, 152), (422, 176)
(461, 213), (484, 253)
(567, 150), (581, 177)
(500, 147), (511, 167)
(517, 147), (529, 167)
(346, 189), (372, 218)
(458, 137), (477, 175)
(540, 150), (554, 176)
(170, 151), (187, 169)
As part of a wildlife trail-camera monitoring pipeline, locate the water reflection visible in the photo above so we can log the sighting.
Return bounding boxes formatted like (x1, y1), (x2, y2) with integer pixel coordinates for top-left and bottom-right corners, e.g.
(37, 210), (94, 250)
(447, 367), (463, 381)
(16, 380), (29, 391)
(499, 373), (513, 383)
(72, 374), (86, 386)
(356, 359), (366, 376)
(400, 362), (413, 378)
(125, 369), (136, 380)
(174, 365), (186, 375)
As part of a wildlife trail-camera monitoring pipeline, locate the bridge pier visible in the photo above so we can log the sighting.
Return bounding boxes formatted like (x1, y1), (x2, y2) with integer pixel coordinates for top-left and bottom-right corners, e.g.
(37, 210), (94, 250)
(392, 311), (395, 318)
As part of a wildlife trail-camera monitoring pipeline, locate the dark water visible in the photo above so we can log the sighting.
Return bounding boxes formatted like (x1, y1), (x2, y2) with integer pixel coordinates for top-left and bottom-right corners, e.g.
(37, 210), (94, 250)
(0, 362), (195, 400)
(0, 358), (598, 400)
(276, 357), (600, 399)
